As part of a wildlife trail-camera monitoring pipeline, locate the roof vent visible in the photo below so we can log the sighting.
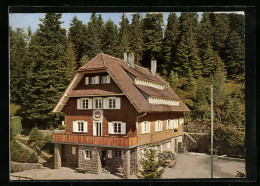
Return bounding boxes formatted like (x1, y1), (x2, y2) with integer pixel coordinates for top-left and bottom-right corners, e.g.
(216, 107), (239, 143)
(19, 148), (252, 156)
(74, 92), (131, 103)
(151, 59), (157, 76)
(124, 52), (135, 68)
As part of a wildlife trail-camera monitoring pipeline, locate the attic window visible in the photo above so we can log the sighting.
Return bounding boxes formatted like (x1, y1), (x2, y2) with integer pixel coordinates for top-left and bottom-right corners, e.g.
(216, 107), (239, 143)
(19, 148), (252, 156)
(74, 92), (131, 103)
(101, 75), (110, 84)
(90, 76), (100, 84)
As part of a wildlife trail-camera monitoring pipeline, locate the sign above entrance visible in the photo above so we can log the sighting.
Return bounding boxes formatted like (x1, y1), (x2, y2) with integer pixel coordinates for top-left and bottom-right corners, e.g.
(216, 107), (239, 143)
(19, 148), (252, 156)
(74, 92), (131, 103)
(93, 110), (103, 121)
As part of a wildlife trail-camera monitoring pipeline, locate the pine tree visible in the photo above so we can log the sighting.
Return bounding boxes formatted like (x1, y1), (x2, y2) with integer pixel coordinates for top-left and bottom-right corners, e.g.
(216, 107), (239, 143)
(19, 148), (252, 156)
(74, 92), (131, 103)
(223, 96), (242, 126)
(193, 77), (210, 120)
(138, 148), (164, 179)
(183, 67), (195, 91)
(85, 13), (103, 59)
(212, 14), (230, 55)
(118, 13), (131, 58)
(68, 16), (87, 68)
(201, 44), (217, 77)
(175, 13), (202, 78)
(102, 19), (120, 57)
(198, 13), (214, 51)
(64, 42), (77, 81)
(163, 13), (180, 74)
(225, 30), (245, 79)
(130, 13), (144, 65)
(9, 27), (28, 104)
(24, 13), (67, 128)
(142, 13), (164, 68)
(227, 13), (245, 43)
(168, 71), (179, 88)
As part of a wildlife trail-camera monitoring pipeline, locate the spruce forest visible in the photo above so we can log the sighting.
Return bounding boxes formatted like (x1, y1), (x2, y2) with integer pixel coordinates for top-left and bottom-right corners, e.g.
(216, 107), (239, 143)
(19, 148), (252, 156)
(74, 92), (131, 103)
(10, 12), (245, 134)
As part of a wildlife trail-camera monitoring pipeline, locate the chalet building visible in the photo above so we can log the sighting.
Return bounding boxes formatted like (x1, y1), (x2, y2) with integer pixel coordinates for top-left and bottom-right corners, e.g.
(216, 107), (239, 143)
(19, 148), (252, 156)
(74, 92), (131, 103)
(52, 53), (190, 178)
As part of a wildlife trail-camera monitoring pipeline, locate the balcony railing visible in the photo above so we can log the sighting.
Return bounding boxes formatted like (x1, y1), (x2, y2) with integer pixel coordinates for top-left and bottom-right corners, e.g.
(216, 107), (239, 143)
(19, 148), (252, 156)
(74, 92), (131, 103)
(52, 133), (138, 147)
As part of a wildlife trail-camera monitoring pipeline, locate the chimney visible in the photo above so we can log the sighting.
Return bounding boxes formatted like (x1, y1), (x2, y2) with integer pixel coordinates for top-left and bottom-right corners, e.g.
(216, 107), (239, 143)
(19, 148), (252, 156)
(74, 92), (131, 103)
(124, 52), (135, 68)
(151, 59), (157, 76)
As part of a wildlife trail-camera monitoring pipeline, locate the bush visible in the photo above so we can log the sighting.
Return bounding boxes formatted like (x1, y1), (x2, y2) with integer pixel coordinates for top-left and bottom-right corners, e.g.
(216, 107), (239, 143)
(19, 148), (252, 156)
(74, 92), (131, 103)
(58, 125), (65, 130)
(42, 134), (54, 154)
(28, 127), (45, 149)
(10, 116), (23, 139)
(10, 140), (38, 163)
(212, 127), (245, 157)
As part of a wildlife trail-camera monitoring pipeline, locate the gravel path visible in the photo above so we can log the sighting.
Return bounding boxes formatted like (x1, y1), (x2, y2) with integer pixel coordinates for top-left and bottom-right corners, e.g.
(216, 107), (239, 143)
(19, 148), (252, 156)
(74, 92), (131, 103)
(10, 152), (245, 180)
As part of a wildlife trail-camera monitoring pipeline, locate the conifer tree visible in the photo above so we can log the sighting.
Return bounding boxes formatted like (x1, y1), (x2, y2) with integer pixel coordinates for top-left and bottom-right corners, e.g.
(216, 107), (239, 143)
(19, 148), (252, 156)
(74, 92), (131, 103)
(138, 149), (164, 179)
(64, 42), (77, 81)
(225, 30), (245, 79)
(212, 14), (230, 55)
(163, 13), (180, 74)
(227, 13), (245, 44)
(85, 13), (103, 59)
(118, 13), (131, 58)
(183, 67), (195, 91)
(142, 13), (164, 68)
(201, 44), (217, 77)
(168, 71), (179, 88)
(223, 96), (242, 126)
(102, 19), (120, 57)
(130, 13), (144, 65)
(68, 16), (87, 68)
(193, 77), (209, 120)
(24, 13), (67, 128)
(9, 27), (28, 104)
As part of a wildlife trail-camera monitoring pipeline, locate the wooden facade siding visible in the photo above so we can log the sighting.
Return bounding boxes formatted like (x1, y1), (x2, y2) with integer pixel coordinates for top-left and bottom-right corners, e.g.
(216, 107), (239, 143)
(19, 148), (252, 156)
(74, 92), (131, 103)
(52, 133), (138, 147)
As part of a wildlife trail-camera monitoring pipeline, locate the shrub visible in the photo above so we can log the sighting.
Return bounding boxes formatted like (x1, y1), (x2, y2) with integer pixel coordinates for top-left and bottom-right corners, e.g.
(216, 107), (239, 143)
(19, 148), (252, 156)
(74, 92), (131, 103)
(42, 134), (54, 154)
(28, 127), (45, 149)
(10, 116), (23, 139)
(58, 125), (65, 130)
(10, 140), (38, 163)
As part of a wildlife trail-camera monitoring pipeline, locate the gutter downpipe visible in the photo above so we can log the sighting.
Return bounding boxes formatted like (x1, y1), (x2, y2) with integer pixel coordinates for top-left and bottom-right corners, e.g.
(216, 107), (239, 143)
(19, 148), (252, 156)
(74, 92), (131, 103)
(135, 112), (147, 174)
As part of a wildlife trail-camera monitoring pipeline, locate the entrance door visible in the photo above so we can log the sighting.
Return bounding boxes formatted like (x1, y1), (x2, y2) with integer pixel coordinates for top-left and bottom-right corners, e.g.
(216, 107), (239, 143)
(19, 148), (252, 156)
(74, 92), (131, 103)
(93, 122), (102, 136)
(101, 150), (107, 167)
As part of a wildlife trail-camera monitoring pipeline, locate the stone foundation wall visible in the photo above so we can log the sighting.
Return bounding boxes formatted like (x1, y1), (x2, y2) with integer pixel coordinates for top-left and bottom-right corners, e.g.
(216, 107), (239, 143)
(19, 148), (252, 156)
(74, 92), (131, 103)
(64, 145), (78, 166)
(78, 146), (101, 174)
(10, 162), (43, 173)
(130, 148), (136, 174)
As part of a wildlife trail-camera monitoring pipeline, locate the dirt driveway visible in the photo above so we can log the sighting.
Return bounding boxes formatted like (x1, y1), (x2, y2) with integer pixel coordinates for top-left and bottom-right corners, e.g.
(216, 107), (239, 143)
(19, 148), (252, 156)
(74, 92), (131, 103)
(10, 152), (245, 180)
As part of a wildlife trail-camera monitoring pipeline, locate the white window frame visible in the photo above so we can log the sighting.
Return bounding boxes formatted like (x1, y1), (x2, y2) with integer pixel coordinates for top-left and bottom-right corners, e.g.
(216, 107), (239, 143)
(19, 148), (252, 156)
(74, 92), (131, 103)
(85, 150), (92, 159)
(73, 121), (88, 133)
(90, 76), (100, 84)
(141, 121), (150, 134)
(155, 120), (163, 132)
(108, 97), (116, 109)
(101, 75), (110, 84)
(94, 97), (102, 109)
(166, 119), (174, 130)
(113, 122), (122, 134)
(114, 150), (122, 158)
(108, 121), (126, 135)
(77, 98), (92, 110)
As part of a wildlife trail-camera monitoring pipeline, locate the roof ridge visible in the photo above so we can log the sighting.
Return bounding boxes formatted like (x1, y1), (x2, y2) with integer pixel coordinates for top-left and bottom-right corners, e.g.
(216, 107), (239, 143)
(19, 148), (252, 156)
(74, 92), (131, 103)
(101, 53), (126, 64)
(79, 53), (102, 69)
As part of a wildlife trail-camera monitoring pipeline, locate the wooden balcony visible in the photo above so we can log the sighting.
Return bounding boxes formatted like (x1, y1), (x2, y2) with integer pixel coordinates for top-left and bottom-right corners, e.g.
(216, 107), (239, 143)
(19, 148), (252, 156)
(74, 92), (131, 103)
(52, 133), (138, 147)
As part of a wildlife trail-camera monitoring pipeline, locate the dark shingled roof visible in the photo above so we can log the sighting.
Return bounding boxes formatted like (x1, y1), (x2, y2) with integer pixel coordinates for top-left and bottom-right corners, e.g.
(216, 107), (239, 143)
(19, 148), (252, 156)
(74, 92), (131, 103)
(77, 53), (190, 112)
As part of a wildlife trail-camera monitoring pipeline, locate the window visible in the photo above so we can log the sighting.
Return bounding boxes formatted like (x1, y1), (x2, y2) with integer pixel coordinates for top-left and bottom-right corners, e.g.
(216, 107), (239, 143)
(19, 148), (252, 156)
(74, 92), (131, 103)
(101, 75), (110, 84)
(166, 120), (174, 130)
(114, 150), (122, 158)
(113, 122), (121, 133)
(73, 121), (88, 133)
(108, 98), (116, 109)
(77, 98), (92, 109)
(94, 97), (102, 109)
(85, 150), (92, 159)
(155, 120), (162, 132)
(90, 76), (100, 84)
(108, 122), (126, 134)
(141, 121), (150, 134)
(173, 119), (179, 128)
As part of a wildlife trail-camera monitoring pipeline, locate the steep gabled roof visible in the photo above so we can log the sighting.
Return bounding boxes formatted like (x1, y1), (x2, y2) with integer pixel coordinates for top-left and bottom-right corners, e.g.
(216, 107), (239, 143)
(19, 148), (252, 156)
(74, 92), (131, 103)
(53, 53), (190, 113)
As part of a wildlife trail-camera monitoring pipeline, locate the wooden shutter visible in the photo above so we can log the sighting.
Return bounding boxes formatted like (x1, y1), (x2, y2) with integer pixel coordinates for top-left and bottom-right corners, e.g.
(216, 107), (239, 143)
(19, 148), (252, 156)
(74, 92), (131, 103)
(108, 150), (112, 158)
(148, 122), (150, 133)
(93, 122), (97, 136)
(83, 121), (88, 132)
(116, 97), (121, 109)
(85, 77), (89, 85)
(121, 122), (126, 135)
(155, 121), (158, 132)
(166, 120), (169, 130)
(108, 122), (114, 134)
(103, 98), (107, 109)
(176, 119), (179, 128)
(96, 76), (100, 84)
(77, 99), (81, 109)
(107, 75), (110, 83)
(73, 121), (77, 132)
(88, 98), (92, 109)
(141, 122), (145, 134)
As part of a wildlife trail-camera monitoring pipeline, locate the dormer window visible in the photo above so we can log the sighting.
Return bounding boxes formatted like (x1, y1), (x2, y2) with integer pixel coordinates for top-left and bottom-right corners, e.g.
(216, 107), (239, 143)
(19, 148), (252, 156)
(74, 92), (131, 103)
(101, 75), (110, 84)
(90, 76), (100, 84)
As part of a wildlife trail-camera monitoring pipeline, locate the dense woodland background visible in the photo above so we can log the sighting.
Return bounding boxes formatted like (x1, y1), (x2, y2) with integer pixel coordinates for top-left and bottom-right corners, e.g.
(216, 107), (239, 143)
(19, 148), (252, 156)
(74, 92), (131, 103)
(9, 12), (245, 135)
